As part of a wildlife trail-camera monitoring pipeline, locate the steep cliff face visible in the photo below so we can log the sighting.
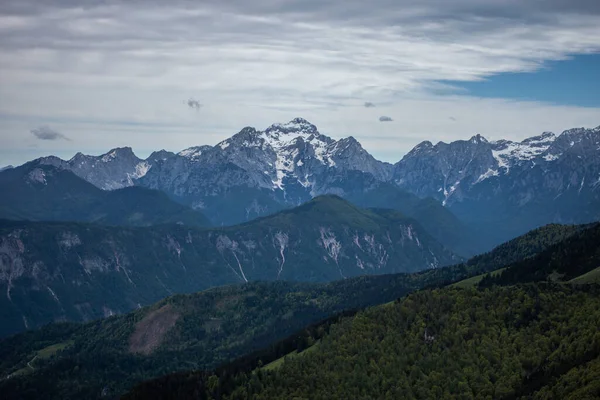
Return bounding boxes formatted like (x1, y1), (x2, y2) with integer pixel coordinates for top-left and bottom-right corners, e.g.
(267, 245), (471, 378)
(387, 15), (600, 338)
(0, 196), (459, 337)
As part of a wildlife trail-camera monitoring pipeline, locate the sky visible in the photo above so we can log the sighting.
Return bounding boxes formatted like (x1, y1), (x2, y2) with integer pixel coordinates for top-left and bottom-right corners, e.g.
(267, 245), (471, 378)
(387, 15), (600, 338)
(0, 0), (599, 167)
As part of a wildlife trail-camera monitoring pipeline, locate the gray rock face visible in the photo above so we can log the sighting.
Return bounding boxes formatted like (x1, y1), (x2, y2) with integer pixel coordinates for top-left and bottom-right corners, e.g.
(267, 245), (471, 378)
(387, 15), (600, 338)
(171, 118), (392, 191)
(394, 126), (600, 205)
(35, 147), (151, 190)
(67, 147), (149, 190)
(394, 134), (496, 205)
(21, 120), (600, 249)
(138, 118), (394, 224)
(394, 126), (600, 245)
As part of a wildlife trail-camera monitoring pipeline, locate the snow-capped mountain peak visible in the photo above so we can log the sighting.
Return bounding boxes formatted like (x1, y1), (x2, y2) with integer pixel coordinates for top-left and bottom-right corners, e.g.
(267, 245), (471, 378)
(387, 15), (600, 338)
(394, 125), (600, 208)
(137, 118), (392, 197)
(265, 117), (319, 135)
(262, 118), (333, 152)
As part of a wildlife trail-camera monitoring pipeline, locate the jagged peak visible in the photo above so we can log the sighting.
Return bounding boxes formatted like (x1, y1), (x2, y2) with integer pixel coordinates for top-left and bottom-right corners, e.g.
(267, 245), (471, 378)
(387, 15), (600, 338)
(334, 136), (361, 148)
(338, 135), (358, 143)
(559, 126), (592, 136)
(69, 152), (86, 162)
(553, 126), (600, 147)
(146, 149), (175, 162)
(410, 140), (433, 153)
(469, 134), (488, 144)
(34, 155), (67, 167)
(238, 126), (259, 135)
(101, 147), (138, 162)
(266, 118), (318, 135)
(521, 131), (556, 144)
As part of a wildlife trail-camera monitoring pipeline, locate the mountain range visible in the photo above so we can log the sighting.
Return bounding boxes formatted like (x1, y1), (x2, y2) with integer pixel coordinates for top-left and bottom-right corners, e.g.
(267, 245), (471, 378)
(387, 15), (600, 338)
(21, 119), (600, 252)
(0, 195), (459, 338)
(2, 117), (599, 399)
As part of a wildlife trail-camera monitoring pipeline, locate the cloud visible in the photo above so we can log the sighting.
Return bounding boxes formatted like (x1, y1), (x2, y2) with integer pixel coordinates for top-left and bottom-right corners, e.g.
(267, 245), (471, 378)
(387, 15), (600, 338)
(0, 1), (599, 165)
(30, 126), (70, 141)
(187, 98), (202, 111)
(364, 102), (376, 108)
(379, 116), (393, 122)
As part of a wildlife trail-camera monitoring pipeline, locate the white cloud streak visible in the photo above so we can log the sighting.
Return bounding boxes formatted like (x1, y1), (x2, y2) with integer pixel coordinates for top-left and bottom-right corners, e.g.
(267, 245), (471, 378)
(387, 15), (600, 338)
(0, 0), (599, 165)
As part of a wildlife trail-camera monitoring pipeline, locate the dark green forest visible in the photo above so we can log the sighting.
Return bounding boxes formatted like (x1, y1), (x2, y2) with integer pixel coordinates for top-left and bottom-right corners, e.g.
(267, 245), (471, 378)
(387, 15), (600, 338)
(479, 222), (600, 287)
(125, 284), (600, 400)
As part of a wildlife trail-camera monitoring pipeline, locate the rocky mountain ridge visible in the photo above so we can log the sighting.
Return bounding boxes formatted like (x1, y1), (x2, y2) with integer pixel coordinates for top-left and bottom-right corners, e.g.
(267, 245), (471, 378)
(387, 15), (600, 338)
(21, 120), (600, 249)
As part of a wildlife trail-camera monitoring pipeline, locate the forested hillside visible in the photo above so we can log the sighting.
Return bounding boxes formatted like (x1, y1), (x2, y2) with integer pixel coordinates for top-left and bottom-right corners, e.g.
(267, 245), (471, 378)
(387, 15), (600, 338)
(0, 222), (586, 399)
(479, 223), (600, 287)
(125, 284), (600, 400)
(0, 276), (433, 399)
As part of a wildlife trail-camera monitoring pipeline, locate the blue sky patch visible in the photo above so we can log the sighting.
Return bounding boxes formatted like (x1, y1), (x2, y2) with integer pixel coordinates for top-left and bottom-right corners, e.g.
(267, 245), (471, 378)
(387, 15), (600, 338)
(442, 54), (600, 107)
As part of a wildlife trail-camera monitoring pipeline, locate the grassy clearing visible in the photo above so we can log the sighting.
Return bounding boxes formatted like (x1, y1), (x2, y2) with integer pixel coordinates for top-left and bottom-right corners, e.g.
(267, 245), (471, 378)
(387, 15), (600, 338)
(569, 267), (600, 284)
(451, 268), (507, 289)
(7, 341), (74, 379)
(262, 341), (321, 371)
(37, 341), (74, 360)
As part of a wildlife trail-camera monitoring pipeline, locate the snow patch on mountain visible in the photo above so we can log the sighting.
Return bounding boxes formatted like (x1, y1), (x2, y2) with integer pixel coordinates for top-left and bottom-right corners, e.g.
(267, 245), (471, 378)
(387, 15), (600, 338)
(475, 168), (499, 184)
(490, 132), (556, 173)
(125, 162), (151, 185)
(178, 146), (211, 160)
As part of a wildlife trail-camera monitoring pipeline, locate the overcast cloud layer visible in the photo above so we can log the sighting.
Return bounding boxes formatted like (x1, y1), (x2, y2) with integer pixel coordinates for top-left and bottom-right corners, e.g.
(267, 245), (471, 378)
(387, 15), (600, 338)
(0, 0), (599, 165)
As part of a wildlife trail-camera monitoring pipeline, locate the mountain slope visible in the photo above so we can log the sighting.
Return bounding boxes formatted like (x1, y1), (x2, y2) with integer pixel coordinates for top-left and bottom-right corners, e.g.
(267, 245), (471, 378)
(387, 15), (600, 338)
(412, 223), (584, 289)
(0, 163), (210, 227)
(394, 126), (600, 247)
(0, 222), (584, 399)
(36, 147), (152, 190)
(0, 276), (430, 399)
(0, 196), (458, 337)
(479, 222), (600, 287)
(135, 118), (481, 256)
(125, 284), (600, 400)
(137, 118), (397, 226)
